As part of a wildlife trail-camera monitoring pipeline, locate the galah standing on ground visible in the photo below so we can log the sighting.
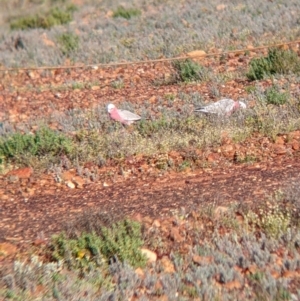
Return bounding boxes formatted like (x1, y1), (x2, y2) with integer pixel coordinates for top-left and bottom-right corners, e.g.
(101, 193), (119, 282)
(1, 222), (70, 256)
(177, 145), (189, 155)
(107, 103), (141, 125)
(194, 98), (247, 116)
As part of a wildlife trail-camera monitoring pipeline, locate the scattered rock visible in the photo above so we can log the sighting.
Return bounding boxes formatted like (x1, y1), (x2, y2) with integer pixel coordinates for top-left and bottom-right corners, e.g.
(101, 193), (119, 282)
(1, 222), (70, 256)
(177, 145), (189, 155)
(214, 206), (229, 219)
(161, 256), (175, 273)
(6, 167), (33, 179)
(224, 280), (242, 290)
(140, 248), (157, 263)
(152, 219), (161, 227)
(216, 4), (227, 10)
(273, 144), (287, 155)
(135, 267), (145, 278)
(72, 176), (86, 189)
(192, 255), (213, 265)
(221, 144), (235, 158)
(169, 227), (185, 242)
(0, 242), (17, 257)
(187, 50), (207, 61)
(275, 136), (285, 145)
(207, 152), (220, 163)
(282, 270), (300, 278)
(62, 171), (75, 182)
(292, 141), (299, 150)
(33, 239), (47, 246)
(66, 181), (76, 189)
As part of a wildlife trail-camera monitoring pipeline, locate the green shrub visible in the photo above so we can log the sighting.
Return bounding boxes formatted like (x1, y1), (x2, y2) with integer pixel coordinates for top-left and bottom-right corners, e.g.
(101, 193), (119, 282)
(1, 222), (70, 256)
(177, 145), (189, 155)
(264, 85), (288, 105)
(246, 56), (272, 81)
(113, 6), (141, 19)
(173, 59), (208, 82)
(247, 48), (300, 80)
(50, 219), (146, 269)
(0, 127), (73, 161)
(10, 5), (76, 30)
(57, 32), (79, 56)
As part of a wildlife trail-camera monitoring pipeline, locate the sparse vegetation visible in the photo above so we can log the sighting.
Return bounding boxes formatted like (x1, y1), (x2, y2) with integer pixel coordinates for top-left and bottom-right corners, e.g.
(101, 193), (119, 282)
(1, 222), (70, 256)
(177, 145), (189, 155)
(1, 1), (300, 300)
(264, 84), (289, 105)
(111, 78), (124, 89)
(173, 59), (209, 82)
(10, 5), (76, 30)
(0, 127), (73, 165)
(1, 194), (299, 300)
(112, 6), (141, 19)
(247, 48), (300, 80)
(50, 219), (146, 269)
(57, 32), (79, 56)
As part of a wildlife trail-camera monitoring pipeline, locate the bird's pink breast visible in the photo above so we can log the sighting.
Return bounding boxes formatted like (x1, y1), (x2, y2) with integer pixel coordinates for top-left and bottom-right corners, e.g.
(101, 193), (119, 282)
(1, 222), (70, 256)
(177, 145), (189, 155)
(110, 108), (127, 124)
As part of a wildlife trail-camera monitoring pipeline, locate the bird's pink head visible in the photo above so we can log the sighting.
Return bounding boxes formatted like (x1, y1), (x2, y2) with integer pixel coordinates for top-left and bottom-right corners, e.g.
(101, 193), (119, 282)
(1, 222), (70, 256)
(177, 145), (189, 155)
(234, 101), (247, 110)
(107, 103), (116, 113)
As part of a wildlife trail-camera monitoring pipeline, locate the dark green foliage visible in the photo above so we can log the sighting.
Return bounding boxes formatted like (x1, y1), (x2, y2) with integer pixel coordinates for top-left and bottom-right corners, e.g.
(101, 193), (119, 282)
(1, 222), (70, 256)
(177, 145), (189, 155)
(10, 5), (76, 30)
(50, 219), (146, 269)
(247, 48), (300, 80)
(264, 85), (288, 105)
(173, 59), (208, 82)
(113, 6), (141, 19)
(0, 127), (73, 160)
(57, 32), (79, 55)
(246, 56), (273, 81)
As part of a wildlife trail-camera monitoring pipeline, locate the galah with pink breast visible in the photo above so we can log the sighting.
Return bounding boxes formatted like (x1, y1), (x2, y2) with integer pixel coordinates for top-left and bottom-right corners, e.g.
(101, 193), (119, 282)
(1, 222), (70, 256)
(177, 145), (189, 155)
(194, 98), (247, 116)
(107, 103), (141, 125)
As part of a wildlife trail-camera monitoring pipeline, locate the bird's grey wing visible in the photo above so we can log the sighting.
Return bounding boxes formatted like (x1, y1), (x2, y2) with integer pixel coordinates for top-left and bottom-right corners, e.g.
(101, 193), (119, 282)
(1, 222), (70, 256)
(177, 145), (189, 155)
(216, 99), (235, 114)
(119, 109), (141, 121)
(195, 103), (222, 114)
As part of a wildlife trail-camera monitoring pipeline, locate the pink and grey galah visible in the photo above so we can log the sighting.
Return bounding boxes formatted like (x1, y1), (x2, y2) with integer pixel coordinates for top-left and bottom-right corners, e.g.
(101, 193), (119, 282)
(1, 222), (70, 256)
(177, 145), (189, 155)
(194, 98), (247, 116)
(107, 103), (141, 125)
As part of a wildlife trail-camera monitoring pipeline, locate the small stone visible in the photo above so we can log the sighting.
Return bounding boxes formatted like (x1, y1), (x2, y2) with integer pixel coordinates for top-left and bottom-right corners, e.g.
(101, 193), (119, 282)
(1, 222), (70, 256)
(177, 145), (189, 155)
(275, 136), (285, 145)
(273, 144), (287, 155)
(270, 270), (281, 279)
(72, 176), (85, 189)
(62, 171), (74, 181)
(221, 144), (235, 158)
(224, 280), (242, 290)
(187, 50), (207, 60)
(131, 213), (143, 223)
(106, 10), (114, 17)
(216, 4), (227, 10)
(0, 242), (17, 257)
(135, 267), (145, 278)
(214, 206), (229, 219)
(33, 239), (47, 246)
(282, 270), (300, 278)
(7, 175), (19, 183)
(152, 219), (161, 227)
(169, 227), (184, 242)
(207, 153), (220, 163)
(103, 182), (109, 187)
(6, 167), (33, 179)
(66, 181), (75, 189)
(161, 256), (175, 273)
(292, 141), (299, 150)
(140, 248), (157, 263)
(192, 255), (213, 265)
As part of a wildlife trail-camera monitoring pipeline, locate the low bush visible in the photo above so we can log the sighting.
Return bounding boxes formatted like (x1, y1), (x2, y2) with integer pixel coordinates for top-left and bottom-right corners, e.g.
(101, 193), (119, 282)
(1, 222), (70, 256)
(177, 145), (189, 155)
(173, 59), (209, 82)
(247, 48), (300, 80)
(113, 6), (141, 19)
(49, 219), (146, 269)
(0, 127), (73, 162)
(10, 5), (76, 30)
